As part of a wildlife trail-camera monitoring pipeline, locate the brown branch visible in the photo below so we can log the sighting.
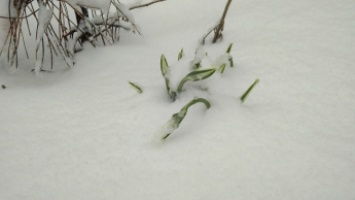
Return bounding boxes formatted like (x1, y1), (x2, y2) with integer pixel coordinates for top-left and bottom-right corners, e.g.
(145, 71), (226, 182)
(0, 8), (39, 19)
(200, 0), (233, 45)
(212, 0), (232, 43)
(129, 0), (166, 10)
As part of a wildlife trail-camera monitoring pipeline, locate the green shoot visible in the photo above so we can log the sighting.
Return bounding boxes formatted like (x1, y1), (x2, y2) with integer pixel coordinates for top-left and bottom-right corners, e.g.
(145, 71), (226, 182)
(160, 44), (235, 101)
(161, 98), (211, 140)
(226, 43), (233, 53)
(226, 43), (234, 67)
(160, 54), (169, 77)
(240, 79), (260, 103)
(229, 57), (234, 67)
(177, 68), (216, 93)
(128, 81), (143, 94)
(218, 63), (226, 73)
(160, 54), (178, 100)
(178, 48), (184, 60)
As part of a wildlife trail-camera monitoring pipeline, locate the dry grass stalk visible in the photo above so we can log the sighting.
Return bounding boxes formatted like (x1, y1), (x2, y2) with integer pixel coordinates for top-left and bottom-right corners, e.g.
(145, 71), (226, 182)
(200, 0), (233, 45)
(0, 0), (166, 71)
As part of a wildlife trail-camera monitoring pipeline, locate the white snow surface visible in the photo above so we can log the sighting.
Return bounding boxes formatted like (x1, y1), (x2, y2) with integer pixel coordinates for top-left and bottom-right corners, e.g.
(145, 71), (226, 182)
(35, 2), (54, 74)
(1, 0), (355, 200)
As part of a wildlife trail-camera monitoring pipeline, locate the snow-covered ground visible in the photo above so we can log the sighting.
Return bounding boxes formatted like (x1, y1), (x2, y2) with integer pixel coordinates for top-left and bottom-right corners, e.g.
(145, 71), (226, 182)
(1, 0), (355, 199)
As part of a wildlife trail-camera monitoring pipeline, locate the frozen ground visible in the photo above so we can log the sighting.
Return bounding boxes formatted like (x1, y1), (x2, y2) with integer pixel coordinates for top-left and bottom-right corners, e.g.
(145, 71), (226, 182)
(1, 0), (355, 199)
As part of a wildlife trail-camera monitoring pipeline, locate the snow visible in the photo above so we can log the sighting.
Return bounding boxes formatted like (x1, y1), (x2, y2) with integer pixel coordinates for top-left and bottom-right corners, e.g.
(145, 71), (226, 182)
(35, 2), (54, 74)
(65, 0), (111, 13)
(1, 0), (355, 200)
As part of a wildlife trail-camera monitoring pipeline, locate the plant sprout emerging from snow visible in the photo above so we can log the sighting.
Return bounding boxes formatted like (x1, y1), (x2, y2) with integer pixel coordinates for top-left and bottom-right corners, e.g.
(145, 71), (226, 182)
(177, 68), (216, 93)
(128, 81), (143, 94)
(190, 45), (205, 69)
(160, 54), (177, 99)
(160, 44), (234, 101)
(157, 98), (211, 141)
(240, 79), (260, 103)
(178, 48), (184, 61)
(226, 43), (234, 67)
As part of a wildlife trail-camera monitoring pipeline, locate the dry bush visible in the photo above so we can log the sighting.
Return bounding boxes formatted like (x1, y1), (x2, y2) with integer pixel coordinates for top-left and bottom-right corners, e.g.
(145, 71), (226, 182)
(0, 0), (165, 72)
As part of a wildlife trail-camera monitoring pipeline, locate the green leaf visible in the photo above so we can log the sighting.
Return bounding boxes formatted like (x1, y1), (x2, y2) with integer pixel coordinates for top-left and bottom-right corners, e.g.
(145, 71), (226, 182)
(177, 68), (216, 92)
(226, 44), (234, 67)
(229, 57), (234, 67)
(160, 54), (169, 76)
(218, 63), (226, 73)
(178, 48), (184, 60)
(226, 43), (233, 53)
(161, 98), (211, 140)
(160, 54), (176, 99)
(183, 98), (211, 110)
(240, 79), (260, 103)
(128, 81), (143, 94)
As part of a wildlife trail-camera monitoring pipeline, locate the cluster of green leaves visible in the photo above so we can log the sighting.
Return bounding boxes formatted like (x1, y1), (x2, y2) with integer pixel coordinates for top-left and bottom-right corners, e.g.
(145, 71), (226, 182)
(157, 44), (260, 141)
(160, 44), (234, 101)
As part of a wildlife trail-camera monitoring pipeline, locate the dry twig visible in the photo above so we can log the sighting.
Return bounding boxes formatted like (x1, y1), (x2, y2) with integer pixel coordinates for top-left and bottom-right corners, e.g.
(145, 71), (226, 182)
(200, 0), (232, 45)
(129, 0), (166, 10)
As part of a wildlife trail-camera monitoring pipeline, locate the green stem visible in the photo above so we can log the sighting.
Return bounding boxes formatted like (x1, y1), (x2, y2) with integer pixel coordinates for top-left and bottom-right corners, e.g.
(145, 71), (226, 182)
(184, 98), (211, 110)
(162, 98), (211, 140)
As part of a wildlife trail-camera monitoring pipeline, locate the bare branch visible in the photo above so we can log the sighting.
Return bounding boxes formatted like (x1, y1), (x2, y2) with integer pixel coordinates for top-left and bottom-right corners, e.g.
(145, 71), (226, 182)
(129, 0), (166, 10)
(212, 0), (232, 43)
(200, 0), (233, 45)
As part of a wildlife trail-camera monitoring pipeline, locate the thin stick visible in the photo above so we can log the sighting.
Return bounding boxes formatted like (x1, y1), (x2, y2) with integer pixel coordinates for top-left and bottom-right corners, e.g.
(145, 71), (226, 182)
(212, 0), (232, 43)
(0, 9), (38, 19)
(129, 0), (166, 10)
(21, 30), (29, 59)
(200, 0), (233, 45)
(0, 26), (11, 57)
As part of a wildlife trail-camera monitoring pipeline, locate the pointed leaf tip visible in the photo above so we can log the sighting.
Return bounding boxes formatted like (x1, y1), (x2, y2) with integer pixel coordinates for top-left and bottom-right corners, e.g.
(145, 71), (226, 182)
(240, 79), (260, 103)
(160, 54), (169, 76)
(128, 81), (143, 94)
(226, 43), (233, 53)
(178, 48), (184, 60)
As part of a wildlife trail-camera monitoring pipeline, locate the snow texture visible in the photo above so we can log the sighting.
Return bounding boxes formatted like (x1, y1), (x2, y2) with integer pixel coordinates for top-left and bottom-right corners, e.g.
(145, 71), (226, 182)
(1, 0), (355, 200)
(65, 0), (111, 13)
(35, 2), (53, 74)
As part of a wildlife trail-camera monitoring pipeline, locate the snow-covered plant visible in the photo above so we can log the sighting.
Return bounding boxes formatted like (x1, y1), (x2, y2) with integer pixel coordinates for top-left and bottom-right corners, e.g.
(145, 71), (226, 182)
(156, 98), (211, 141)
(176, 68), (216, 93)
(0, 0), (165, 72)
(160, 44), (234, 100)
(190, 46), (205, 69)
(160, 54), (177, 99)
